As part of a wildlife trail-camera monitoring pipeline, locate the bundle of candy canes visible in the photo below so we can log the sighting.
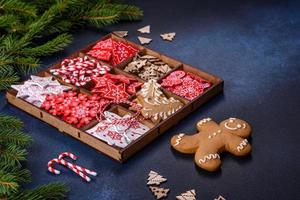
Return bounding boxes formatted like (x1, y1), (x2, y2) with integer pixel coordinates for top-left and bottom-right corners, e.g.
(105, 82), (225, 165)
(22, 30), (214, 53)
(41, 91), (109, 128)
(48, 152), (97, 182)
(161, 70), (212, 100)
(50, 56), (110, 86)
(87, 38), (139, 66)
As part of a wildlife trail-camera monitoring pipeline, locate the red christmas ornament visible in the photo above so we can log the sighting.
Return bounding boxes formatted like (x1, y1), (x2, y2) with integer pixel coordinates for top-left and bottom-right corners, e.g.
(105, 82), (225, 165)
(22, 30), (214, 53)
(161, 70), (212, 101)
(50, 56), (110, 87)
(41, 91), (106, 128)
(90, 73), (142, 99)
(127, 82), (143, 94)
(104, 82), (130, 102)
(87, 49), (111, 61)
(87, 38), (139, 66)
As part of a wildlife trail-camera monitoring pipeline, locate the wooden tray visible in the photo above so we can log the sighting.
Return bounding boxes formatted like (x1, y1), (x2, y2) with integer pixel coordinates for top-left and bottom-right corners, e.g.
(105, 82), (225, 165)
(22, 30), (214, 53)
(6, 33), (224, 162)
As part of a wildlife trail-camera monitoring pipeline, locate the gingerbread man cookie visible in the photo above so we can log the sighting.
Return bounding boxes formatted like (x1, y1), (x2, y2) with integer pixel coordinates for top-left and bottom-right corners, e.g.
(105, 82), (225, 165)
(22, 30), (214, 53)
(171, 118), (252, 171)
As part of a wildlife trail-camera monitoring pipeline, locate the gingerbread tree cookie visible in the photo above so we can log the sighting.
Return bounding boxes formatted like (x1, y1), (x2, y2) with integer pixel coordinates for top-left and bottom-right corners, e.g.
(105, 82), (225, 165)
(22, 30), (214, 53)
(149, 186), (169, 199)
(176, 189), (196, 200)
(147, 170), (167, 185)
(170, 118), (252, 171)
(133, 80), (183, 124)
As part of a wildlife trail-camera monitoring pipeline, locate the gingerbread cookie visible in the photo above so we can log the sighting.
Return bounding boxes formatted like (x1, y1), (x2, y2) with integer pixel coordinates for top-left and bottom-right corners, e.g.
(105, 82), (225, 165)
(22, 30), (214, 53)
(171, 118), (252, 171)
(132, 80), (183, 124)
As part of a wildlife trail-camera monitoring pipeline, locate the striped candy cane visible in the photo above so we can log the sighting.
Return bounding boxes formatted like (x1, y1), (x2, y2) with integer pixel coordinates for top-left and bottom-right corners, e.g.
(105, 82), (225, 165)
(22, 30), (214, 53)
(48, 158), (61, 175)
(58, 152), (97, 176)
(48, 158), (91, 182)
(66, 165), (91, 182)
(58, 152), (77, 161)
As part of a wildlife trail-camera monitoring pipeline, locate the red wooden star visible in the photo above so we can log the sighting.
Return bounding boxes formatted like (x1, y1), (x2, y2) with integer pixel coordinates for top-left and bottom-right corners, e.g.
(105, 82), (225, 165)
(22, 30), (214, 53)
(104, 82), (130, 102)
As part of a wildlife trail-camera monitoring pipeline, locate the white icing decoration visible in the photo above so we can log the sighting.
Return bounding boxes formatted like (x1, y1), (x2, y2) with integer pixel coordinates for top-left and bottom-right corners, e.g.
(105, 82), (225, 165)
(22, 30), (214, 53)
(208, 129), (222, 139)
(224, 119), (247, 131)
(174, 133), (185, 146)
(198, 154), (220, 164)
(198, 118), (211, 125)
(237, 139), (248, 152)
(242, 123), (246, 129)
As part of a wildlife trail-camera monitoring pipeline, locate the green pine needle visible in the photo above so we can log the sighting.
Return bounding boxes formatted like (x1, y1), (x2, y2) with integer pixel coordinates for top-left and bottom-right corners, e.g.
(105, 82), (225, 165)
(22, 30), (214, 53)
(0, 144), (28, 167)
(8, 168), (31, 184)
(0, 170), (19, 196)
(0, 129), (32, 146)
(10, 183), (69, 200)
(0, 67), (19, 90)
(0, 114), (23, 131)
(20, 33), (73, 56)
(82, 7), (120, 26)
(0, 14), (20, 31)
(110, 4), (143, 21)
(0, 0), (37, 18)
(14, 57), (40, 74)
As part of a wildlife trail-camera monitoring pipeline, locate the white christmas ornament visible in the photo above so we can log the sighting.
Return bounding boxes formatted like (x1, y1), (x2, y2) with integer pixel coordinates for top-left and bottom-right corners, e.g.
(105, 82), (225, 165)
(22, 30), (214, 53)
(11, 76), (71, 107)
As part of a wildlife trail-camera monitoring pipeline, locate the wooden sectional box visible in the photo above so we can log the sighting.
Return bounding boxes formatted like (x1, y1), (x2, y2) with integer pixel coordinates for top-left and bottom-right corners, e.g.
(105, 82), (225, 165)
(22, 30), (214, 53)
(6, 33), (224, 162)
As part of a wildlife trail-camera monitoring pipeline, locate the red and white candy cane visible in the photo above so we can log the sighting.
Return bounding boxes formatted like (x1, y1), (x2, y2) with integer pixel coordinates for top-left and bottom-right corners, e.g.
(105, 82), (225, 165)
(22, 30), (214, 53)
(58, 152), (97, 176)
(48, 158), (91, 182)
(48, 158), (61, 175)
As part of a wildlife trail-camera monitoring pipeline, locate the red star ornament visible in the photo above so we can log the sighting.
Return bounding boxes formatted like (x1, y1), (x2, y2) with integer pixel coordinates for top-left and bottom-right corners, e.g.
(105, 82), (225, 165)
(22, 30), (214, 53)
(103, 74), (132, 84)
(127, 82), (143, 94)
(104, 82), (130, 102)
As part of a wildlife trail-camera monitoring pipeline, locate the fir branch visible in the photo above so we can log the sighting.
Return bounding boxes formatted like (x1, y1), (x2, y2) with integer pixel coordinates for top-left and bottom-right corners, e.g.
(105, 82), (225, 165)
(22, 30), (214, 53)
(44, 20), (73, 35)
(7, 168), (31, 185)
(105, 4), (143, 21)
(13, 57), (40, 74)
(19, 33), (72, 56)
(0, 114), (23, 131)
(10, 183), (69, 200)
(0, 170), (19, 197)
(81, 8), (120, 26)
(0, 129), (32, 146)
(0, 168), (31, 197)
(0, 0), (37, 17)
(0, 14), (20, 30)
(0, 67), (19, 90)
(0, 167), (31, 197)
(19, 0), (71, 46)
(0, 144), (27, 167)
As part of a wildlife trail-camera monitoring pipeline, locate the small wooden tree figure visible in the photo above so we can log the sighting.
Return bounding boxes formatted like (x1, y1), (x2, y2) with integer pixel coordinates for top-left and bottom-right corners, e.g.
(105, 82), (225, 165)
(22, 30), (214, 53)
(215, 195), (226, 200)
(149, 186), (169, 199)
(176, 189), (196, 200)
(147, 171), (167, 185)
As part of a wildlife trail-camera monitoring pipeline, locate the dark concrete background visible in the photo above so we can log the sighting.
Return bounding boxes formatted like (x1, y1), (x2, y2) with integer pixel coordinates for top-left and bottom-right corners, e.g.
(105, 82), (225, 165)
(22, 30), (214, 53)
(1, 0), (299, 199)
